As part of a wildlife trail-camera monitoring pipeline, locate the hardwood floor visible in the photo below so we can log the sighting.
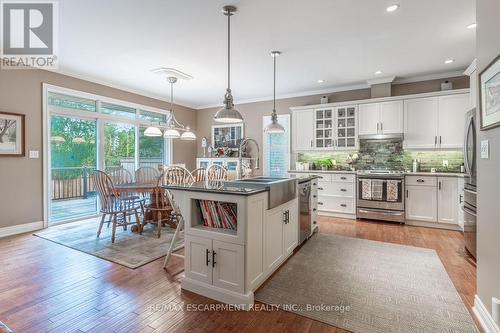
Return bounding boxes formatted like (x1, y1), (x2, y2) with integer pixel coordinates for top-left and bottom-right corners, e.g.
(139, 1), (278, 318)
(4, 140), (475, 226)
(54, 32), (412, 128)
(0, 217), (478, 333)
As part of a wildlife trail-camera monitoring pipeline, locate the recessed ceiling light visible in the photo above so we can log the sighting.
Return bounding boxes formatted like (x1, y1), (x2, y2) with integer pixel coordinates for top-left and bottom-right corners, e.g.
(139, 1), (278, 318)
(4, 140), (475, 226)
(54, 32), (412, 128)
(386, 4), (400, 12)
(467, 23), (477, 29)
(317, 79), (325, 83)
(375, 70), (383, 75)
(444, 59), (454, 64)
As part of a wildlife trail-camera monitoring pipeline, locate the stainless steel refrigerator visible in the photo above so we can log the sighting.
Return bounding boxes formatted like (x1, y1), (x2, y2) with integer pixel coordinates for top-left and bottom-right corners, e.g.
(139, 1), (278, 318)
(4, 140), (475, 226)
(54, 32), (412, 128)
(463, 108), (477, 259)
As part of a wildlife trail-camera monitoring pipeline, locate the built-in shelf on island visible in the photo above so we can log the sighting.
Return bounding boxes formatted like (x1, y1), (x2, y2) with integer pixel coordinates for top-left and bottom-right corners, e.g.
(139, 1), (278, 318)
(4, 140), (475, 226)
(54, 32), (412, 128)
(191, 199), (238, 236)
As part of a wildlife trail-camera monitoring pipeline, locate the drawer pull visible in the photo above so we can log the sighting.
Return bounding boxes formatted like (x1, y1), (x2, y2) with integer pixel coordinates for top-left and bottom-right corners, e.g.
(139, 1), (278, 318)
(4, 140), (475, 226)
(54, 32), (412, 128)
(313, 195), (317, 198)
(318, 202), (324, 205)
(340, 176), (347, 180)
(313, 220), (317, 224)
(340, 188), (347, 192)
(313, 208), (317, 212)
(417, 179), (425, 183)
(313, 183), (317, 186)
(318, 187), (324, 191)
(206, 249), (211, 266)
(318, 176), (324, 179)
(340, 204), (347, 207)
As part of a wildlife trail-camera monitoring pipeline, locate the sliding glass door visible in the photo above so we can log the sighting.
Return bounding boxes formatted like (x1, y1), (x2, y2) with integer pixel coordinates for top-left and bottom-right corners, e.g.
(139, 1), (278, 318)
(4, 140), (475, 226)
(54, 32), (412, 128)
(49, 115), (98, 222)
(45, 87), (172, 225)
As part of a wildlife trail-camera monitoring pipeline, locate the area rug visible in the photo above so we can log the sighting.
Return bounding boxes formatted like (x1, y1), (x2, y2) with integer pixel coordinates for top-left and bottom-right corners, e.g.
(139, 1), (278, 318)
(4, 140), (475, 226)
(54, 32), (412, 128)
(34, 218), (183, 269)
(255, 234), (478, 333)
(0, 321), (12, 333)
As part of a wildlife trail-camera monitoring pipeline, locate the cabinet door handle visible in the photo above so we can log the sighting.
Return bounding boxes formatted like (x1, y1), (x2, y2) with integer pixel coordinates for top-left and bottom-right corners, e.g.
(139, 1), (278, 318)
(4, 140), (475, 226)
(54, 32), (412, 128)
(317, 187), (324, 190)
(417, 179), (425, 183)
(438, 181), (442, 190)
(318, 202), (324, 205)
(283, 211), (287, 224)
(206, 249), (211, 266)
(313, 195), (317, 198)
(435, 136), (437, 145)
(340, 188), (347, 192)
(406, 189), (409, 198)
(212, 251), (216, 268)
(380, 122), (383, 132)
(287, 210), (290, 224)
(310, 140), (313, 147)
(340, 204), (347, 207)
(459, 194), (463, 204)
(340, 176), (347, 180)
(439, 136), (442, 145)
(313, 208), (317, 212)
(313, 183), (317, 186)
(377, 123), (380, 132)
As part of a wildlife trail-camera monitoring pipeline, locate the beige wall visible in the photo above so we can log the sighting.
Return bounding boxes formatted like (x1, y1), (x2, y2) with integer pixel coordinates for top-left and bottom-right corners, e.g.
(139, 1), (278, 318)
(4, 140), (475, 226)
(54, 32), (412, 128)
(0, 69), (197, 229)
(196, 77), (469, 173)
(476, 0), (500, 317)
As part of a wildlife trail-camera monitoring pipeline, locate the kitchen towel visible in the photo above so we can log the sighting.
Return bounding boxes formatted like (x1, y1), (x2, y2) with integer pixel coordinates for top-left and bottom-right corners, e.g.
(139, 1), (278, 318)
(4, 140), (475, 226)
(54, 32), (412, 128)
(372, 180), (384, 200)
(361, 179), (372, 200)
(387, 180), (399, 202)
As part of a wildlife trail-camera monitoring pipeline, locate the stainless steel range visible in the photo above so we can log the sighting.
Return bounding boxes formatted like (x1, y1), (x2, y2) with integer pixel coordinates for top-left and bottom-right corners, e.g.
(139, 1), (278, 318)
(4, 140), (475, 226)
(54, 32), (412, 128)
(356, 170), (405, 223)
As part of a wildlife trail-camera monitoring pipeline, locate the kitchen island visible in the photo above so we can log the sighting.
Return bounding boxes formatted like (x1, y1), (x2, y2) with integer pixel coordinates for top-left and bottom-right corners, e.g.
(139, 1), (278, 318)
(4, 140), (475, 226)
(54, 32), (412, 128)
(164, 178), (305, 309)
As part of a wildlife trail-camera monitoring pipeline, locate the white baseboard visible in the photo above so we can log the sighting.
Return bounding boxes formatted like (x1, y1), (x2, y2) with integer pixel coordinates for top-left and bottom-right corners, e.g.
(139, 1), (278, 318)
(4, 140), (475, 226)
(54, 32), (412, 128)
(405, 219), (462, 231)
(0, 221), (44, 238)
(473, 295), (500, 333)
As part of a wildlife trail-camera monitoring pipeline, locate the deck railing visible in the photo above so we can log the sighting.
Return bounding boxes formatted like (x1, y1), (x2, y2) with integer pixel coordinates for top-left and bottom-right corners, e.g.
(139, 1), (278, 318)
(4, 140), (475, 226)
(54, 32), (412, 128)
(51, 160), (163, 200)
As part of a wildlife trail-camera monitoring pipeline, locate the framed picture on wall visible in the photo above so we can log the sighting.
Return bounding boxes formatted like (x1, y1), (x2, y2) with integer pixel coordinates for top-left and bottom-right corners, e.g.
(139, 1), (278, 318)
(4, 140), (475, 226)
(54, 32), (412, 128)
(211, 123), (244, 150)
(479, 54), (500, 130)
(0, 111), (25, 157)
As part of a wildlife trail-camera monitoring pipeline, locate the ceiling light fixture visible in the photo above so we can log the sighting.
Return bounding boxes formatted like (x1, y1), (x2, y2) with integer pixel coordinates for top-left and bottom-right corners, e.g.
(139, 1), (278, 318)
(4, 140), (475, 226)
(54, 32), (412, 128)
(214, 5), (243, 124)
(144, 76), (196, 140)
(386, 4), (400, 12)
(444, 59), (455, 64)
(317, 79), (325, 84)
(466, 23), (477, 29)
(375, 70), (383, 75)
(264, 51), (285, 134)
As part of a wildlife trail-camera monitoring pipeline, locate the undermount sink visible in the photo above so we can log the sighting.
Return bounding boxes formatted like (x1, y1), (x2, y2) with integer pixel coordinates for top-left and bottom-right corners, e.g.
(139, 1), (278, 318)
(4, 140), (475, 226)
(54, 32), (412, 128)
(225, 177), (297, 208)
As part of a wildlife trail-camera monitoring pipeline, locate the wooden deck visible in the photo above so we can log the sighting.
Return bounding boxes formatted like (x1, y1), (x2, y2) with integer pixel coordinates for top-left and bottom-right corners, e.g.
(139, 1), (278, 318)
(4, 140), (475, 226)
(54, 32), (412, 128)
(50, 196), (98, 222)
(0, 217), (480, 333)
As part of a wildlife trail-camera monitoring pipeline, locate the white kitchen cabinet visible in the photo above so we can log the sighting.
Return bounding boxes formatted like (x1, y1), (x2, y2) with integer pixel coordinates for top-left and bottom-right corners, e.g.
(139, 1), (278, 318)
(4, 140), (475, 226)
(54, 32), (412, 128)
(404, 97), (439, 149)
(212, 240), (244, 293)
(334, 106), (357, 150)
(185, 236), (244, 293)
(358, 103), (380, 136)
(185, 235), (213, 285)
(359, 101), (403, 136)
(405, 185), (438, 222)
(314, 108), (335, 149)
(437, 94), (469, 149)
(283, 203), (298, 255)
(437, 177), (459, 224)
(380, 101), (404, 134)
(264, 206), (285, 272)
(293, 109), (314, 150)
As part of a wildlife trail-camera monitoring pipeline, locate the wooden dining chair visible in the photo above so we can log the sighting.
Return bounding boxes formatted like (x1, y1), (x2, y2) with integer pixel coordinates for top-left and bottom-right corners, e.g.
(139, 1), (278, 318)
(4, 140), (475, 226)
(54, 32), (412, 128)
(147, 175), (175, 238)
(191, 167), (207, 182)
(135, 166), (161, 185)
(207, 164), (228, 181)
(162, 166), (195, 185)
(106, 167), (134, 185)
(92, 170), (142, 243)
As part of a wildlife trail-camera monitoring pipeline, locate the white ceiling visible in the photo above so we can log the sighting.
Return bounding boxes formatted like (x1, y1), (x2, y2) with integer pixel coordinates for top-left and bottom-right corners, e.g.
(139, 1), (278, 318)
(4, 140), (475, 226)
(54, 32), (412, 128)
(56, 0), (476, 109)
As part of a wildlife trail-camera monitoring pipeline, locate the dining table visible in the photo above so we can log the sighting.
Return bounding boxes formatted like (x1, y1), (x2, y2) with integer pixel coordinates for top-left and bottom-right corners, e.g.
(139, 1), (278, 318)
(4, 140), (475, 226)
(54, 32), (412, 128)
(113, 182), (168, 232)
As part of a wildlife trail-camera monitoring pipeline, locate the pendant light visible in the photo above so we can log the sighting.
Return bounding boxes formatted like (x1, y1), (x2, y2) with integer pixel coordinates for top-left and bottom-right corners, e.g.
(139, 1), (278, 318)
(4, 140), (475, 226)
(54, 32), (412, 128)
(144, 76), (197, 139)
(213, 5), (243, 123)
(264, 51), (285, 133)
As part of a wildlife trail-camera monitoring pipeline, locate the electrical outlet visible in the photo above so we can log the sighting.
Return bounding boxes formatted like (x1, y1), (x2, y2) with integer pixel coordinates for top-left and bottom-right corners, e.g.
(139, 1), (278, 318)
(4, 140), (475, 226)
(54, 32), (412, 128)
(442, 160), (449, 167)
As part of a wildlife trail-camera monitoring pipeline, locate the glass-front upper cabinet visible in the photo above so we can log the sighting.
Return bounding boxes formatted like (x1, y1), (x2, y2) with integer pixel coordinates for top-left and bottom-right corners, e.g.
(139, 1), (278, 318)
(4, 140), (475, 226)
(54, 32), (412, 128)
(314, 108), (334, 149)
(335, 105), (357, 150)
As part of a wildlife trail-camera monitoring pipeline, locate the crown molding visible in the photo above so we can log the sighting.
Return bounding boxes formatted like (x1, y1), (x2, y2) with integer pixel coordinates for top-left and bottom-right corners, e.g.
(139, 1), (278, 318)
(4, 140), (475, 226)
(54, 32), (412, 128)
(464, 59), (477, 76)
(393, 70), (467, 84)
(39, 66), (199, 110)
(195, 83), (369, 110)
(366, 76), (396, 86)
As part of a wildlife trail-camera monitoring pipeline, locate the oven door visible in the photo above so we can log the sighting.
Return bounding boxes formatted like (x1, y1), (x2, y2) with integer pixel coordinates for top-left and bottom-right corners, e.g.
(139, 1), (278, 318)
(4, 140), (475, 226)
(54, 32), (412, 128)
(357, 177), (404, 211)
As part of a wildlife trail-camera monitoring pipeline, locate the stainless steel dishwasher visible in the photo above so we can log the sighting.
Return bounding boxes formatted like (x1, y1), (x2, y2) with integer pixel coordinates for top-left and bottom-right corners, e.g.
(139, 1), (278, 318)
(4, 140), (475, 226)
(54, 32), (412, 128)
(298, 179), (312, 244)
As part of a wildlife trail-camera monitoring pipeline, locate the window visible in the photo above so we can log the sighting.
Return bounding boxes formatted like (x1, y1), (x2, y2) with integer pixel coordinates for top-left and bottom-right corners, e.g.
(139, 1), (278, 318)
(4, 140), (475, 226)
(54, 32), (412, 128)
(48, 92), (96, 112)
(139, 126), (164, 169)
(262, 115), (290, 177)
(101, 102), (137, 119)
(104, 122), (136, 173)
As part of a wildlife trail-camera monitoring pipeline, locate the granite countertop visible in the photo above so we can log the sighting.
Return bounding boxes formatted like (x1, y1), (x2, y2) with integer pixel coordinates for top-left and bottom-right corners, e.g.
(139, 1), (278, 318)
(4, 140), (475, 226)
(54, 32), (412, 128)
(289, 170), (464, 177)
(288, 170), (356, 174)
(163, 181), (268, 196)
(404, 172), (465, 177)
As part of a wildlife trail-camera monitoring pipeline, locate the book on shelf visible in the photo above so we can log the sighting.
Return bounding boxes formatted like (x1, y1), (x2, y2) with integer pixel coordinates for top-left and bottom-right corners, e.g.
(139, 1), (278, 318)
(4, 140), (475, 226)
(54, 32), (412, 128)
(198, 200), (237, 230)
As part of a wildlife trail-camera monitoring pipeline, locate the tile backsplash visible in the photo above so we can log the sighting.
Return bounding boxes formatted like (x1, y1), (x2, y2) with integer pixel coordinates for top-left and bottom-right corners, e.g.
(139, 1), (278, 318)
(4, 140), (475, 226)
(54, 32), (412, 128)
(297, 139), (464, 172)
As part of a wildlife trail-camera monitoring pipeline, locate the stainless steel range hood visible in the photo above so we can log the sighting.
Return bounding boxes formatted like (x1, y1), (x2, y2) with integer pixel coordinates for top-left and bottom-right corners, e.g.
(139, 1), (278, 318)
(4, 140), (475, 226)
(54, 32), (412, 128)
(358, 133), (404, 140)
